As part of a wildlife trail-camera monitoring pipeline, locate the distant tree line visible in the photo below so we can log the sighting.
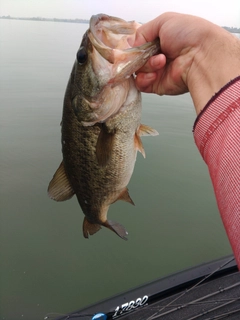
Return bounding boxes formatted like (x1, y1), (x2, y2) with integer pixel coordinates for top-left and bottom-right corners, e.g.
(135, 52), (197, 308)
(1, 16), (240, 32)
(0, 15), (89, 24)
(223, 26), (240, 33)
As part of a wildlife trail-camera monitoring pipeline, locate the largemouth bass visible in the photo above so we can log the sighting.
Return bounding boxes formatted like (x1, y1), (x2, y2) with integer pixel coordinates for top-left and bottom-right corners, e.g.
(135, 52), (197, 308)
(48, 14), (160, 240)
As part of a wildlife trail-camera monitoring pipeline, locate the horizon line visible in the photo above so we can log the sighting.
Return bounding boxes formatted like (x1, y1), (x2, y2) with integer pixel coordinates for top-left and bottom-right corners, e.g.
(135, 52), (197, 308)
(0, 15), (240, 30)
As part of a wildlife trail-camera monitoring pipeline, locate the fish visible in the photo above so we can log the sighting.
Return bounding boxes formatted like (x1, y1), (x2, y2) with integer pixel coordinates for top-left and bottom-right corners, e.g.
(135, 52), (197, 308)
(48, 14), (160, 240)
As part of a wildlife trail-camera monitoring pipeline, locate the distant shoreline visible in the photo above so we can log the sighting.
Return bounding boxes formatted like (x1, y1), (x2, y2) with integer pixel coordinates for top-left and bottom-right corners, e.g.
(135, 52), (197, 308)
(0, 16), (89, 24)
(0, 16), (240, 33)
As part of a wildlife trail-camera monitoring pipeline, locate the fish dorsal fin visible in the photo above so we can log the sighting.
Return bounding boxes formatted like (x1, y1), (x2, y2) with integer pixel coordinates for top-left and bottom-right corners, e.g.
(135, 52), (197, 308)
(83, 217), (102, 238)
(48, 161), (75, 201)
(134, 132), (146, 158)
(96, 124), (115, 166)
(104, 220), (128, 240)
(138, 124), (159, 136)
(114, 187), (135, 205)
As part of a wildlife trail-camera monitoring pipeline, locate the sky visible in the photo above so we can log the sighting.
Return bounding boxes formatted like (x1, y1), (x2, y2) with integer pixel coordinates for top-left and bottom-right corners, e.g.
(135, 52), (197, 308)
(0, 0), (240, 27)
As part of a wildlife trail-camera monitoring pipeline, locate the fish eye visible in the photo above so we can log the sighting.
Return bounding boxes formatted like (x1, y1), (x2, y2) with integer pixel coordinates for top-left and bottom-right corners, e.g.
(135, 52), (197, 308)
(76, 47), (87, 65)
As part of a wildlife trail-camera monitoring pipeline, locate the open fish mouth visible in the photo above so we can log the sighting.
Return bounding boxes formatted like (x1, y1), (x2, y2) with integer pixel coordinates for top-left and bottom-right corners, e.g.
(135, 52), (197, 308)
(88, 13), (160, 83)
(89, 14), (141, 63)
(75, 14), (160, 126)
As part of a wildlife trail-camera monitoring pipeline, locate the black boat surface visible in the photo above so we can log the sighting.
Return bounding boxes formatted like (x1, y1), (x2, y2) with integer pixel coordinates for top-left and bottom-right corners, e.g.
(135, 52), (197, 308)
(46, 255), (240, 320)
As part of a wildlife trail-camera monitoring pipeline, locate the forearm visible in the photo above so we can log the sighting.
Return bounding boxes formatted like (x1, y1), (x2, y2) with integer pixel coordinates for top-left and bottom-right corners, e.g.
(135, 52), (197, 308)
(188, 27), (240, 115)
(194, 76), (240, 268)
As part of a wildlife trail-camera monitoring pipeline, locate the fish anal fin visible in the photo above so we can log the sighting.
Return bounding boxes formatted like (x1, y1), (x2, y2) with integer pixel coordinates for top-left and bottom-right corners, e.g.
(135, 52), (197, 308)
(114, 187), (135, 206)
(48, 161), (75, 201)
(134, 132), (146, 158)
(104, 220), (128, 240)
(138, 124), (159, 136)
(83, 217), (102, 238)
(96, 124), (115, 166)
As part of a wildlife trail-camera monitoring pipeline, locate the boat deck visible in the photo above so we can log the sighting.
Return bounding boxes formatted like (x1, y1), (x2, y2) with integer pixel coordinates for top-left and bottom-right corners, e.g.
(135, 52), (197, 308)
(51, 256), (240, 320)
(121, 267), (240, 319)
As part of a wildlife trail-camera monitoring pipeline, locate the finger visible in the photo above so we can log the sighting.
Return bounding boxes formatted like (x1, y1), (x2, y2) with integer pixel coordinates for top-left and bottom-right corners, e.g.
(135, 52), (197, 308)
(150, 54), (166, 69)
(136, 54), (166, 73)
(135, 72), (157, 93)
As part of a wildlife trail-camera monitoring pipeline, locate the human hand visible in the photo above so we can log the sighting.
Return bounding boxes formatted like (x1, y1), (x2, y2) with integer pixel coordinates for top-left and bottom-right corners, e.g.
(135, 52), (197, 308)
(134, 12), (240, 114)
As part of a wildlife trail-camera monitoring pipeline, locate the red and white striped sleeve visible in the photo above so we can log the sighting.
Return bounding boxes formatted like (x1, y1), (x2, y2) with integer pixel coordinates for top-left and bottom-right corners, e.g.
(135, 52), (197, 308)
(193, 76), (240, 269)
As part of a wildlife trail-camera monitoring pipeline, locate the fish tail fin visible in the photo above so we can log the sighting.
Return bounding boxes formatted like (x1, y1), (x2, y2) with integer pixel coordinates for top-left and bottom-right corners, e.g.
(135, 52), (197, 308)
(83, 217), (102, 239)
(104, 220), (128, 240)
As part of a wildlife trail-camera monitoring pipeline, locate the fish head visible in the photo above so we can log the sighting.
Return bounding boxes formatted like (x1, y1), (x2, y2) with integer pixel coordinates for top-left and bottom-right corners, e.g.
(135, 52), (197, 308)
(70, 14), (160, 125)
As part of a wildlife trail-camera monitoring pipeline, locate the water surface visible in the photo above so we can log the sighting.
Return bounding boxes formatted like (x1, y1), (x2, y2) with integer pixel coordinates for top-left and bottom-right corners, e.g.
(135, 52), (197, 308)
(0, 19), (232, 320)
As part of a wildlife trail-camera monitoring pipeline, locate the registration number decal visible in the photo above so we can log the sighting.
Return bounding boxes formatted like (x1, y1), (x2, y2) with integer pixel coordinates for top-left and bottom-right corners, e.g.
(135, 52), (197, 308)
(112, 295), (148, 318)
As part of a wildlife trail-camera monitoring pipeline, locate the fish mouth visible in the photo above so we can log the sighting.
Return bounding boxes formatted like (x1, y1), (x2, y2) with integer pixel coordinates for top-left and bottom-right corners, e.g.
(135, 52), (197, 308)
(89, 14), (141, 63)
(88, 14), (160, 83)
(78, 14), (160, 126)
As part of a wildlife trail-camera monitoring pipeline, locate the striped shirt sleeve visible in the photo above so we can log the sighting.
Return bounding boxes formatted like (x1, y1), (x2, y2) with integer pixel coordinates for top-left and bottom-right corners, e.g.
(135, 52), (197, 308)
(193, 76), (240, 269)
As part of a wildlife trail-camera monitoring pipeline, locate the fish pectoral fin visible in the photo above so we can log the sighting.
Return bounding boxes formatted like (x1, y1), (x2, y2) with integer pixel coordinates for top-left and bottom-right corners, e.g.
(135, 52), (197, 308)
(83, 217), (102, 238)
(104, 220), (128, 240)
(96, 123), (115, 166)
(48, 161), (75, 201)
(138, 124), (159, 136)
(114, 187), (135, 206)
(134, 124), (159, 158)
(134, 132), (146, 158)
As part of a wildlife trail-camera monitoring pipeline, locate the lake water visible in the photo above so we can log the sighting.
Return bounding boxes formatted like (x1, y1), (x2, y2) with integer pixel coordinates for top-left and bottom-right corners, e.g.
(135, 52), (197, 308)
(0, 19), (235, 320)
